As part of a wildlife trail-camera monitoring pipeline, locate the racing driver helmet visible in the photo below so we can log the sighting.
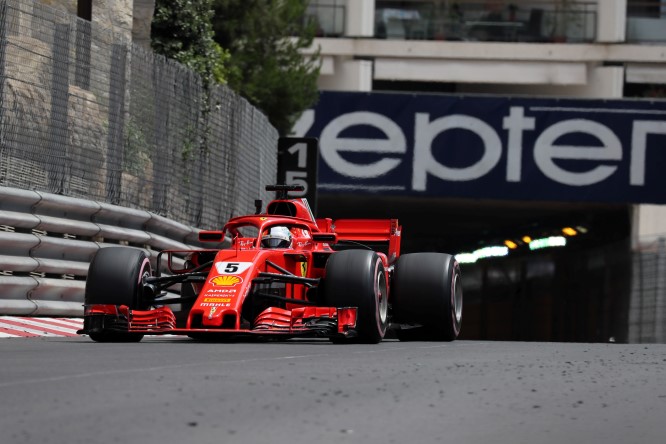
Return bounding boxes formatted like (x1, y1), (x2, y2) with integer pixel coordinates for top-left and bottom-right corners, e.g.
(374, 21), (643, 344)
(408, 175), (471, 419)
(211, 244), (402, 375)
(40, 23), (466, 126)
(261, 226), (292, 248)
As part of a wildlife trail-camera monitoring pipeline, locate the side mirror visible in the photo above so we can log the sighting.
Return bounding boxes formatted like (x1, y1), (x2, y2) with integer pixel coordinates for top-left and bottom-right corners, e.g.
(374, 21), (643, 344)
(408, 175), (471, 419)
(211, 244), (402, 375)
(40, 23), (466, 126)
(312, 233), (337, 244)
(199, 230), (225, 242)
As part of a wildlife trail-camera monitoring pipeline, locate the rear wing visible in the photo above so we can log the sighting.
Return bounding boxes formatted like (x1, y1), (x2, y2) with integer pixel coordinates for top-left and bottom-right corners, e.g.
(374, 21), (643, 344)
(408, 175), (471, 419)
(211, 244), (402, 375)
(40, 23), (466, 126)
(317, 218), (402, 262)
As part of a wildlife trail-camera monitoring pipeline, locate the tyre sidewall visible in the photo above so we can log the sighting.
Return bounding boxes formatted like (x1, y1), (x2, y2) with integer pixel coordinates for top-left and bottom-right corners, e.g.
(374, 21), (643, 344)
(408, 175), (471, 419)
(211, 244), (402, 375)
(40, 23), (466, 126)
(393, 252), (462, 341)
(85, 247), (150, 309)
(324, 250), (388, 343)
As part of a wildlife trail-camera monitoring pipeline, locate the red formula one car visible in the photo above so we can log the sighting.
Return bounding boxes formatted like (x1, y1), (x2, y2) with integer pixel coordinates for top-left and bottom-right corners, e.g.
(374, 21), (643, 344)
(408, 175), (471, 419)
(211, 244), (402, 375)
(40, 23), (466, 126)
(80, 185), (463, 343)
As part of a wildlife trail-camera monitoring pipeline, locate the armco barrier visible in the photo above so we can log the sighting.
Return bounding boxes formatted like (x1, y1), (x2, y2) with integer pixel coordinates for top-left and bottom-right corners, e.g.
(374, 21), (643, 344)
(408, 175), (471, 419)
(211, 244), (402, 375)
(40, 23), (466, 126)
(0, 186), (220, 316)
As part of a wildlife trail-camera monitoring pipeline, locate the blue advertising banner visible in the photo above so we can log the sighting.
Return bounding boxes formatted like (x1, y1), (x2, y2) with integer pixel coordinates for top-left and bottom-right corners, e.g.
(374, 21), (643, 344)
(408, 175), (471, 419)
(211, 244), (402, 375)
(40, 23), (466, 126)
(295, 91), (666, 204)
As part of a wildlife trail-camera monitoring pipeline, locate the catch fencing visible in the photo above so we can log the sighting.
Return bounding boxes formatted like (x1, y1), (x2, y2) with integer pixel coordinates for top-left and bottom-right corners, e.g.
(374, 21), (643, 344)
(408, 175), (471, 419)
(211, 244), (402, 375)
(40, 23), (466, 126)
(0, 0), (278, 229)
(0, 0), (278, 315)
(629, 238), (666, 343)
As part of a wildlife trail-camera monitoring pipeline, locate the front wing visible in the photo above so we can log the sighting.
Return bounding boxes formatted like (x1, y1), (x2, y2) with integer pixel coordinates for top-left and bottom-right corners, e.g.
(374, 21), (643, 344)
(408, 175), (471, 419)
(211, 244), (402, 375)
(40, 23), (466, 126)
(79, 304), (358, 339)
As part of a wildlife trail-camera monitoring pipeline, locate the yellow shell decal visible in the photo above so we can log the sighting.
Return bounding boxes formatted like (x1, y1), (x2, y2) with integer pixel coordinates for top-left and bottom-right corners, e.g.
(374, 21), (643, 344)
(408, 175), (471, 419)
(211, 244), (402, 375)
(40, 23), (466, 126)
(300, 262), (307, 277)
(210, 275), (243, 286)
(203, 298), (232, 303)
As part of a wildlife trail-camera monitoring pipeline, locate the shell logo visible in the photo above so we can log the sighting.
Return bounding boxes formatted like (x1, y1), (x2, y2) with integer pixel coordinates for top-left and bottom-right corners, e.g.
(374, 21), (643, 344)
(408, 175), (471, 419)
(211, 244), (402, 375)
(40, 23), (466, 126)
(210, 275), (243, 286)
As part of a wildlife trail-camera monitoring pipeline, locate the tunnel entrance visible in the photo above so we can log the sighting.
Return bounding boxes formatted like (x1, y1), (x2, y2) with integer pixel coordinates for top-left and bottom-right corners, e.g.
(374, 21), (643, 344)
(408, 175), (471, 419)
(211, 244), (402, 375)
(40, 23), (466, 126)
(318, 195), (632, 343)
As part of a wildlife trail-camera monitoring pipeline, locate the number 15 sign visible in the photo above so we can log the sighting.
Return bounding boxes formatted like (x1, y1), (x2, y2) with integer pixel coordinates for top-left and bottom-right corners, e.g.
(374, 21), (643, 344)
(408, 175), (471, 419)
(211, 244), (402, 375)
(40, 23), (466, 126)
(277, 137), (319, 215)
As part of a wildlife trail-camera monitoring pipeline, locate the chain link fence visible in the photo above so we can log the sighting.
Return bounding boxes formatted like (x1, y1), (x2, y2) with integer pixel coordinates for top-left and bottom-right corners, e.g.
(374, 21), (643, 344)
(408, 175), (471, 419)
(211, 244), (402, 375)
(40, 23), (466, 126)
(629, 238), (666, 343)
(0, 0), (278, 230)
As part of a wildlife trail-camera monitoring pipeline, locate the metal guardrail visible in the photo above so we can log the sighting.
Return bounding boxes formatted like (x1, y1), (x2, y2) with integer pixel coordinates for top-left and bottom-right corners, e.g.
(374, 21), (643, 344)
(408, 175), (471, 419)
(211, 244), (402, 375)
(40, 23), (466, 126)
(0, 186), (216, 316)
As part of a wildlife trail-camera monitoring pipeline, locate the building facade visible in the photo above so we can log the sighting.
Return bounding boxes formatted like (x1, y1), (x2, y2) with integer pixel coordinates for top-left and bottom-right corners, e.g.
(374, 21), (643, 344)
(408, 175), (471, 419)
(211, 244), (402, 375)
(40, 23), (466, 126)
(304, 0), (666, 246)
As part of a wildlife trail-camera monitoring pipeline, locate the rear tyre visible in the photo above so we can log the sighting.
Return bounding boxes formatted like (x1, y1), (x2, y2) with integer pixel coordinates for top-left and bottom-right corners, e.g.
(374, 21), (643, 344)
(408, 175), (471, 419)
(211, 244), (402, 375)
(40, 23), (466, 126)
(323, 250), (388, 343)
(84, 247), (151, 342)
(392, 253), (463, 341)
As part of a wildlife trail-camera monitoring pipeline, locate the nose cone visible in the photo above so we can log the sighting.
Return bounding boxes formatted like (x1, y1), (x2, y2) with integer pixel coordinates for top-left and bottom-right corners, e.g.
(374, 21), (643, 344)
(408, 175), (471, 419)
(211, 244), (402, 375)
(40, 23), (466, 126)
(202, 306), (239, 328)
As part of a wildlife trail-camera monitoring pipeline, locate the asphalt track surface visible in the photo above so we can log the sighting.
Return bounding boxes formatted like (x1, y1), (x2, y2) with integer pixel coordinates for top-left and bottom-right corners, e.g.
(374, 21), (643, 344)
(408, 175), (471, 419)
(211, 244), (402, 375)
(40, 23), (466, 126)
(1, 337), (665, 444)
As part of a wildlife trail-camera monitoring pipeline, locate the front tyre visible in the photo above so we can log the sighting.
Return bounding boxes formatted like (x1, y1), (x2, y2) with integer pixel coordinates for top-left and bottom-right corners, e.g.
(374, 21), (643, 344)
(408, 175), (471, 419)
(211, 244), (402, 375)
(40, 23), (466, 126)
(84, 247), (151, 342)
(392, 253), (462, 341)
(323, 250), (389, 343)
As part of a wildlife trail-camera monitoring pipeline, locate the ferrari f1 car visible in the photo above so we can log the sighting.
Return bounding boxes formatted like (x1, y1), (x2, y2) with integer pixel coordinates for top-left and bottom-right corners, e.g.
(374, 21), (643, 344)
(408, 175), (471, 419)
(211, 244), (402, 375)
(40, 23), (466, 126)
(79, 185), (463, 343)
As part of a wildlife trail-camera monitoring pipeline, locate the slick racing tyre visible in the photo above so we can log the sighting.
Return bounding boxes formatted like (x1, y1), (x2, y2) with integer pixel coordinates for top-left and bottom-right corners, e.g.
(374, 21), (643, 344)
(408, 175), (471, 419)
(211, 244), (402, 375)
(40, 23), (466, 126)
(324, 250), (389, 343)
(392, 253), (463, 341)
(84, 247), (151, 342)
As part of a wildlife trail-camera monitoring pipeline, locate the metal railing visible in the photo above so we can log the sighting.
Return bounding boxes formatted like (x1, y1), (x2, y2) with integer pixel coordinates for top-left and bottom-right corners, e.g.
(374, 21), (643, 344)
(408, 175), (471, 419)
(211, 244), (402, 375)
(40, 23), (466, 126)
(306, 0), (599, 43)
(374, 0), (597, 43)
(306, 1), (346, 37)
(629, 238), (666, 343)
(627, 0), (666, 18)
(0, 187), (215, 316)
(626, 1), (666, 42)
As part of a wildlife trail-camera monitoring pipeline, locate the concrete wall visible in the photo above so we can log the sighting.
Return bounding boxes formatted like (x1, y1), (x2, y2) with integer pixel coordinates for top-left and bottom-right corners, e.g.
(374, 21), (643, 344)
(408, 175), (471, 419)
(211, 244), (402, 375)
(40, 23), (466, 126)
(132, 0), (154, 49)
(37, 0), (155, 47)
(37, 0), (133, 41)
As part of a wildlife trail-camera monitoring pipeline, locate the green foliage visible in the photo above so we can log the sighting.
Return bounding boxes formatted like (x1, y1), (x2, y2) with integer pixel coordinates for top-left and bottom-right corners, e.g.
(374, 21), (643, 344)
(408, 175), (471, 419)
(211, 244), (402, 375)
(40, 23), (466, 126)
(212, 0), (320, 135)
(151, 0), (230, 84)
(124, 118), (152, 176)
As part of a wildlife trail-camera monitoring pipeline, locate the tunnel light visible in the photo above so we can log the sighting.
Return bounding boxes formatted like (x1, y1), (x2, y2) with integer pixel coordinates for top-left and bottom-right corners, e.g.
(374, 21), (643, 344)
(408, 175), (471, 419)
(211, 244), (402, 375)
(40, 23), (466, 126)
(562, 227), (578, 236)
(529, 236), (567, 250)
(504, 240), (518, 249)
(576, 226), (588, 234)
(477, 246), (509, 258)
(522, 236), (532, 244)
(455, 252), (478, 264)
(456, 245), (509, 264)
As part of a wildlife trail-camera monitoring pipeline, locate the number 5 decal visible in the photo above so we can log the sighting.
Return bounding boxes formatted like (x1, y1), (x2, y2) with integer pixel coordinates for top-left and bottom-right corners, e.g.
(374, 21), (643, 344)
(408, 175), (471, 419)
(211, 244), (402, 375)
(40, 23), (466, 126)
(215, 262), (252, 275)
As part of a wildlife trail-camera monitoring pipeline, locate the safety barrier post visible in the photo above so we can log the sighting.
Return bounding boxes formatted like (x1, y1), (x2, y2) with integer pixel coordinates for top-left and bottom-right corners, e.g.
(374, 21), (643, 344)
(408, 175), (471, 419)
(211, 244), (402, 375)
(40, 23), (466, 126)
(46, 23), (70, 194)
(106, 43), (127, 205)
(0, 0), (7, 153)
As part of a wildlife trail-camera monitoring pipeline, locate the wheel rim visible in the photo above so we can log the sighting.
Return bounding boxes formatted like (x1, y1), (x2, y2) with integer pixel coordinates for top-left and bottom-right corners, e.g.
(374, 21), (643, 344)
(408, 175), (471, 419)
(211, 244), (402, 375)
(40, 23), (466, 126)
(376, 268), (388, 325)
(137, 258), (151, 285)
(453, 273), (463, 325)
(136, 259), (152, 309)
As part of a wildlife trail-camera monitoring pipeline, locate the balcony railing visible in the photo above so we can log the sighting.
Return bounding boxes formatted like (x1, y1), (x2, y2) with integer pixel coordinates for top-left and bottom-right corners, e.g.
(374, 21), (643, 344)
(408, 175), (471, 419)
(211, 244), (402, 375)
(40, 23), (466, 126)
(306, 1), (346, 37)
(306, 0), (598, 43)
(627, 1), (666, 42)
(374, 1), (597, 43)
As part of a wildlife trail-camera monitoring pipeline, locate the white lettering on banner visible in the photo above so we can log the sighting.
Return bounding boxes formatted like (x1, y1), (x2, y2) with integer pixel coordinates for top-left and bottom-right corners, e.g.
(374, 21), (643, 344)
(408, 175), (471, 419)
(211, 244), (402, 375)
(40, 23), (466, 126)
(295, 106), (666, 189)
(319, 111), (406, 178)
(413, 114), (502, 190)
(534, 119), (622, 186)
(503, 106), (535, 182)
(631, 121), (666, 186)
